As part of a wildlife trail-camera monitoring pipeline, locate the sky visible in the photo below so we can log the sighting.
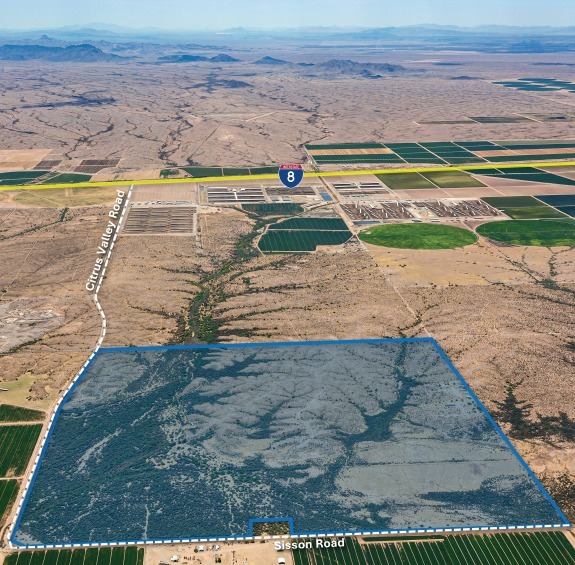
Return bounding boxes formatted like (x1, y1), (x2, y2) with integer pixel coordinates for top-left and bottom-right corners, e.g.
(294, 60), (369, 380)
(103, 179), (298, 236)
(4, 0), (575, 30)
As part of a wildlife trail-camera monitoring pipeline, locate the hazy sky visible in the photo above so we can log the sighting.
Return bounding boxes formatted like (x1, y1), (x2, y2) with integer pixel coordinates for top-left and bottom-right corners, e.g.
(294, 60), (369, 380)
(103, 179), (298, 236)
(4, 0), (575, 30)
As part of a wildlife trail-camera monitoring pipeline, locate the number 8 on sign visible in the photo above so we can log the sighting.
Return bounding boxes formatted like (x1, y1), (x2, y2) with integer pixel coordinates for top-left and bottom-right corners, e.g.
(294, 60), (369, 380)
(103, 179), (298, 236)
(278, 164), (304, 189)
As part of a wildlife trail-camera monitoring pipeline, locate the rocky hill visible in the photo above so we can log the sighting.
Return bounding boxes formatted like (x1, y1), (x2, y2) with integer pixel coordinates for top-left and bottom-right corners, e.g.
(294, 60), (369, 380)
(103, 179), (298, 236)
(0, 44), (124, 62)
(311, 59), (406, 76)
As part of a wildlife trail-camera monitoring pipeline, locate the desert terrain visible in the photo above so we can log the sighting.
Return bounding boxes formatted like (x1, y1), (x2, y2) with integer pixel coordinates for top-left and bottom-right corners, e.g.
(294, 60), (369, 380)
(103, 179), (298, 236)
(3, 46), (575, 174)
(1, 29), (575, 551)
(97, 195), (575, 519)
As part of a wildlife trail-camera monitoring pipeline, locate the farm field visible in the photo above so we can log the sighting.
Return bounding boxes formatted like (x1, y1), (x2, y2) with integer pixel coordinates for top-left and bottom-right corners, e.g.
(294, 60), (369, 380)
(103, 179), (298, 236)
(536, 194), (575, 218)
(258, 230), (352, 252)
(493, 78), (575, 93)
(482, 196), (571, 219)
(474, 167), (575, 187)
(500, 206), (567, 219)
(268, 217), (349, 231)
(359, 224), (478, 250)
(0, 405), (44, 423)
(4, 547), (144, 565)
(0, 171), (48, 183)
(306, 140), (575, 166)
(11, 186), (120, 208)
(40, 174), (92, 185)
(163, 165), (279, 178)
(0, 479), (19, 522)
(0, 424), (42, 477)
(421, 170), (486, 189)
(483, 196), (544, 208)
(477, 219), (575, 246)
(556, 205), (575, 217)
(537, 194), (575, 207)
(375, 173), (437, 190)
(259, 216), (352, 253)
(292, 532), (575, 565)
(0, 172), (95, 188)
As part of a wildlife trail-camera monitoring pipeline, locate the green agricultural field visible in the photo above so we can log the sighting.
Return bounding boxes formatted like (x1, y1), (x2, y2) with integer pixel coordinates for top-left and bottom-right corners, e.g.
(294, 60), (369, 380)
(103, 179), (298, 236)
(0, 404), (44, 422)
(488, 153), (575, 162)
(557, 205), (575, 217)
(0, 171), (45, 180)
(482, 196), (542, 208)
(259, 230), (352, 252)
(96, 547), (111, 565)
(4, 547), (144, 565)
(0, 424), (42, 477)
(306, 142), (384, 150)
(376, 172), (437, 190)
(268, 217), (348, 231)
(292, 532), (575, 565)
(221, 167), (251, 176)
(536, 194), (575, 207)
(30, 552), (44, 565)
(110, 547), (126, 565)
(477, 168), (575, 187)
(313, 154), (403, 163)
(40, 173), (92, 185)
(249, 166), (279, 175)
(442, 157), (487, 164)
(421, 170), (486, 188)
(471, 116), (533, 123)
(0, 479), (19, 521)
(477, 219), (575, 246)
(482, 194), (569, 218)
(242, 203), (303, 216)
(0, 178), (46, 187)
(159, 169), (182, 178)
(83, 549), (98, 565)
(0, 171), (49, 182)
(498, 141), (575, 150)
(500, 206), (568, 219)
(181, 167), (224, 177)
(180, 166), (277, 177)
(70, 550), (85, 565)
(359, 223), (478, 250)
(505, 171), (575, 186)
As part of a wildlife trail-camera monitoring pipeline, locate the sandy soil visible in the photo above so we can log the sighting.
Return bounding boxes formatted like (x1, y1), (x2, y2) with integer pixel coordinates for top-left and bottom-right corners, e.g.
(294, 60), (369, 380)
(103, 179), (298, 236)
(144, 540), (290, 565)
(2, 44), (575, 540)
(0, 206), (111, 407)
(2, 50), (575, 171)
(97, 203), (575, 495)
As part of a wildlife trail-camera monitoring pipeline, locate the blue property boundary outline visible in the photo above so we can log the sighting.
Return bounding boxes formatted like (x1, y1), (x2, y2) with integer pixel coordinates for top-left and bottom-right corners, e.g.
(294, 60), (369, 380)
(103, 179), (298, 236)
(10, 337), (570, 549)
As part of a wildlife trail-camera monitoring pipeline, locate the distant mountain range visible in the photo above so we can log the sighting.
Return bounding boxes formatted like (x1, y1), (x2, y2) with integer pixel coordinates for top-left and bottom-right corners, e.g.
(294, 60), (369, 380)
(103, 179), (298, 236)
(0, 44), (124, 62)
(0, 44), (410, 76)
(2, 25), (575, 55)
(4, 24), (575, 40)
(158, 53), (240, 63)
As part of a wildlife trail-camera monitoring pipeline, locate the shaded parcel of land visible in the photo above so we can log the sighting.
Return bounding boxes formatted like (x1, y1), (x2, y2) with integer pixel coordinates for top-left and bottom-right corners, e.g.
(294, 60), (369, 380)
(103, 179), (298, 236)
(13, 339), (568, 546)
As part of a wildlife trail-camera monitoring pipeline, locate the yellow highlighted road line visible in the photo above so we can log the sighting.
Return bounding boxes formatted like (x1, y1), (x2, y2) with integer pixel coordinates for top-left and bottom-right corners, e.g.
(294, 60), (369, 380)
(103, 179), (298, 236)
(2, 161), (575, 192)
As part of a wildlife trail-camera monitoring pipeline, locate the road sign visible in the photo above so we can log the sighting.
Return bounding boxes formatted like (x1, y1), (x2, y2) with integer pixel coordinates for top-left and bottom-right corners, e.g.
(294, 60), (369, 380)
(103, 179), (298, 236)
(278, 164), (304, 189)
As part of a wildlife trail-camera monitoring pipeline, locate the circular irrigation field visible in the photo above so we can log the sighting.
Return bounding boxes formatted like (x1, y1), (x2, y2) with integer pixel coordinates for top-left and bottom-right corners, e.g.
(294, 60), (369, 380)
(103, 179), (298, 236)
(477, 219), (575, 247)
(358, 223), (478, 250)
